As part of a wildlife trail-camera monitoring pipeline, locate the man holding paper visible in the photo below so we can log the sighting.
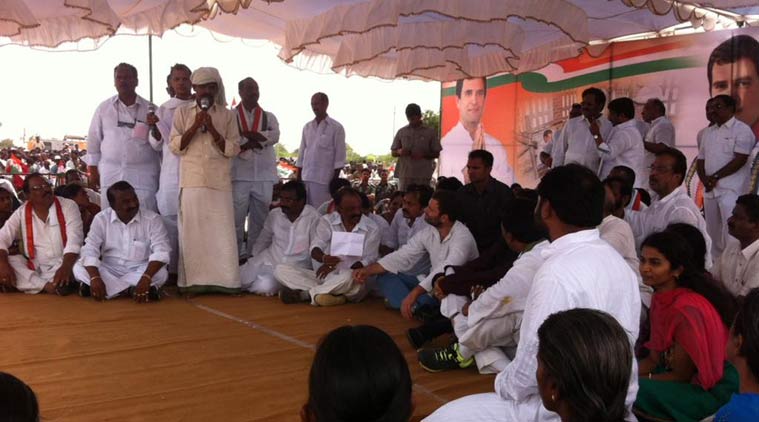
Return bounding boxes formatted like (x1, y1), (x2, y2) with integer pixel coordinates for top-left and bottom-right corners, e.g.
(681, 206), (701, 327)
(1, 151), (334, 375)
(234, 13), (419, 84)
(274, 187), (381, 306)
(87, 62), (160, 211)
(353, 190), (479, 320)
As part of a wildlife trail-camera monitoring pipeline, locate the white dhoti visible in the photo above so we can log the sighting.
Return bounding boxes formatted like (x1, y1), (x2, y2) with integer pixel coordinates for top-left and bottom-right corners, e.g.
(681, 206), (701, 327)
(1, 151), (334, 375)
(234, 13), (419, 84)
(274, 264), (367, 304)
(423, 392), (556, 422)
(73, 261), (168, 299)
(440, 294), (520, 374)
(240, 250), (280, 296)
(162, 215), (179, 274)
(303, 182), (330, 208)
(7, 254), (60, 294)
(233, 180), (273, 258)
(704, 190), (738, 258)
(178, 188), (241, 293)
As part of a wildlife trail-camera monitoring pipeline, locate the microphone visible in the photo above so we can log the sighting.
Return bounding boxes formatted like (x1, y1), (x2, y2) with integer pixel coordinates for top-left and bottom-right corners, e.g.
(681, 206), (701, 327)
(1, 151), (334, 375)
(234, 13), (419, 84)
(200, 97), (211, 133)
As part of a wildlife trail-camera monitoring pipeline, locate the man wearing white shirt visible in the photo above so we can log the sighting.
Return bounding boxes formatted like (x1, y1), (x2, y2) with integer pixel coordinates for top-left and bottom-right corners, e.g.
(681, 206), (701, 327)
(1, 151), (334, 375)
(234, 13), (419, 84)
(232, 78), (281, 259)
(275, 188), (380, 306)
(381, 185), (433, 264)
(439, 77), (514, 185)
(640, 98), (676, 190)
(697, 94), (756, 256)
(146, 64), (194, 275)
(87, 63), (160, 212)
(417, 198), (547, 374)
(240, 181), (320, 296)
(354, 190), (479, 320)
(609, 166), (648, 213)
(596, 97), (645, 185)
(713, 194), (759, 298)
(74, 182), (170, 302)
(0, 174), (83, 295)
(626, 149), (712, 267)
(540, 104), (582, 169)
(553, 87), (612, 170)
(424, 164), (640, 422)
(296, 92), (346, 208)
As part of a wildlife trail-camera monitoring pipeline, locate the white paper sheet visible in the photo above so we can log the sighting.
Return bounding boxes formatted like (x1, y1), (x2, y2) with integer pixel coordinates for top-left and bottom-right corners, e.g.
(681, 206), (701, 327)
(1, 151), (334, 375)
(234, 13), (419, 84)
(330, 232), (365, 270)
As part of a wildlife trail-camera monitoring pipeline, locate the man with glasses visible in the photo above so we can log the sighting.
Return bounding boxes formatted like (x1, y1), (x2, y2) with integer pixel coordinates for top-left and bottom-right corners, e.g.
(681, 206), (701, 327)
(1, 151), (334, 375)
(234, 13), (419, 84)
(87, 62), (161, 211)
(0, 174), (83, 295)
(697, 94), (756, 257)
(626, 148), (712, 267)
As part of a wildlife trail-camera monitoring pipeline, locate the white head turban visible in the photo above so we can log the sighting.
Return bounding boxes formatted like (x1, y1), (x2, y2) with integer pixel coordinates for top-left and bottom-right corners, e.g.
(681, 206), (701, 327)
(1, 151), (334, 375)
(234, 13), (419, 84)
(191, 67), (227, 107)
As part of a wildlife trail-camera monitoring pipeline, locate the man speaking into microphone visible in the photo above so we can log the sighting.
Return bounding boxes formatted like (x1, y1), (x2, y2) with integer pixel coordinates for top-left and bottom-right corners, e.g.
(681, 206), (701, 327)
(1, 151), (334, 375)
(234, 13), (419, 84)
(169, 67), (242, 295)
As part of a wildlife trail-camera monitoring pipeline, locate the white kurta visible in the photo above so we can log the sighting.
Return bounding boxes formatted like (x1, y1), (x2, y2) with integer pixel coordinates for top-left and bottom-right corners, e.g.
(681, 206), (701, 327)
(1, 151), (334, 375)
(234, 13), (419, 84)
(553, 115), (613, 171)
(274, 213), (380, 303)
(599, 214), (651, 307)
(74, 208), (170, 298)
(87, 95), (160, 211)
(240, 205), (321, 295)
(641, 116), (676, 190)
(598, 119), (646, 186)
(712, 237), (759, 297)
(378, 221), (479, 292)
(425, 230), (641, 422)
(296, 116), (346, 207)
(440, 122), (514, 185)
(625, 186), (713, 269)
(0, 198), (83, 294)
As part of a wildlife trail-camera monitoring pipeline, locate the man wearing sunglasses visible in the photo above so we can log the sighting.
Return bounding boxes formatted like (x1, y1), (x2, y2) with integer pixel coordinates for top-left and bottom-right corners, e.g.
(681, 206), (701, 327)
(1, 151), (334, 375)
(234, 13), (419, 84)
(87, 62), (160, 212)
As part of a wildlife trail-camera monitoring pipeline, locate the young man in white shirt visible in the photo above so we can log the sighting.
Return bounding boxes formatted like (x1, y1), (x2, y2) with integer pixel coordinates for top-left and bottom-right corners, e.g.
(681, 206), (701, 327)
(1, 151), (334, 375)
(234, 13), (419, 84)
(75, 181), (171, 302)
(552, 87), (612, 170)
(0, 174), (83, 295)
(275, 187), (380, 306)
(232, 77), (281, 259)
(240, 181), (320, 296)
(353, 190), (479, 320)
(296, 92), (346, 208)
(697, 94), (756, 257)
(595, 97), (645, 185)
(424, 164), (640, 422)
(713, 194), (759, 299)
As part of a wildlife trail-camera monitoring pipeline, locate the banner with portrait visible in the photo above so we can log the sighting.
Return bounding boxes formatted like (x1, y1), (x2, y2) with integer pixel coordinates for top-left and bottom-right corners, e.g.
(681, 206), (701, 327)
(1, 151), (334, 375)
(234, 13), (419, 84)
(440, 27), (759, 192)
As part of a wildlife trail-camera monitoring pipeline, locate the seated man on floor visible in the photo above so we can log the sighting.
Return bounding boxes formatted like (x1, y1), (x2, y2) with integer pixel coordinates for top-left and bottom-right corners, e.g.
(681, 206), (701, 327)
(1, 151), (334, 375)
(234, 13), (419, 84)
(353, 190), (479, 320)
(0, 173), (83, 295)
(275, 187), (380, 306)
(74, 181), (171, 302)
(240, 180), (321, 296)
(359, 192), (393, 254)
(417, 197), (547, 374)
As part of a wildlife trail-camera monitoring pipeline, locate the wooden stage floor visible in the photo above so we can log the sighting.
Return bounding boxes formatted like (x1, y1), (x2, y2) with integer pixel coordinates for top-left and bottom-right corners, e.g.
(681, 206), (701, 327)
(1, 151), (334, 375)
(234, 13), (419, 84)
(0, 290), (494, 421)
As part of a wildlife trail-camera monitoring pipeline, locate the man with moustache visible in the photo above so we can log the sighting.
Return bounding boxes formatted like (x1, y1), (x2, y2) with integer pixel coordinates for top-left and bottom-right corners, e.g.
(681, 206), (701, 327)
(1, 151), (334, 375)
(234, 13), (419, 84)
(353, 190), (478, 319)
(74, 182), (171, 302)
(239, 181), (320, 296)
(553, 87), (613, 171)
(0, 174), (83, 295)
(232, 77), (281, 259)
(170, 67), (241, 294)
(440, 77), (514, 184)
(391, 103), (441, 190)
(275, 187), (380, 306)
(88, 63), (160, 211)
(296, 92), (346, 207)
(147, 64), (194, 275)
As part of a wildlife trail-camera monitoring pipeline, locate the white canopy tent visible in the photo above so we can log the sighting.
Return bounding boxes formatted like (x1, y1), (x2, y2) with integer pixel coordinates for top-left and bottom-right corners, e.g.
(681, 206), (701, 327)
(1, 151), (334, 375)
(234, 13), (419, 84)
(2, 0), (759, 81)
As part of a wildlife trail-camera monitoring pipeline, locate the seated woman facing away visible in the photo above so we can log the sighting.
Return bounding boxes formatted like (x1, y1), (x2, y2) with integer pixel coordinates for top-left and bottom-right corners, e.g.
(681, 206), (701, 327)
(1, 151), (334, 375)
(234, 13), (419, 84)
(536, 308), (633, 422)
(716, 288), (759, 421)
(635, 231), (738, 422)
(301, 325), (413, 422)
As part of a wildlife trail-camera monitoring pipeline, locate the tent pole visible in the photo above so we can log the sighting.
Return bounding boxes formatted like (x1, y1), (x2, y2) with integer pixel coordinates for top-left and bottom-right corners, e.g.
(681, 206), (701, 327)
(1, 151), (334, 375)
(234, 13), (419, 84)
(148, 35), (154, 103)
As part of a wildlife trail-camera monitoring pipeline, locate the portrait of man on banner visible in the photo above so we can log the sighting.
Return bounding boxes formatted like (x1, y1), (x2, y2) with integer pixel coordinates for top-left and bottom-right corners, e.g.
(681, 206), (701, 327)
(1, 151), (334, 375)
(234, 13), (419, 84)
(439, 77), (514, 185)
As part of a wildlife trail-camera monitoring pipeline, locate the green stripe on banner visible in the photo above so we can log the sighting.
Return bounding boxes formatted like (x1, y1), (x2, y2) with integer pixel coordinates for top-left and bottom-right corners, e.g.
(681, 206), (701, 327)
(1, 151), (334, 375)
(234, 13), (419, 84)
(441, 56), (700, 96)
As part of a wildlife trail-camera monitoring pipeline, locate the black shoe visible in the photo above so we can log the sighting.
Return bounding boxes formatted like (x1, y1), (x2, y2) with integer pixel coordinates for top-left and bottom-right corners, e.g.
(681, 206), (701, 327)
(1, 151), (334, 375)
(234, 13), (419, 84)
(55, 282), (78, 297)
(79, 282), (91, 298)
(148, 286), (161, 302)
(412, 304), (442, 323)
(418, 343), (474, 373)
(279, 286), (305, 304)
(406, 327), (427, 350)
